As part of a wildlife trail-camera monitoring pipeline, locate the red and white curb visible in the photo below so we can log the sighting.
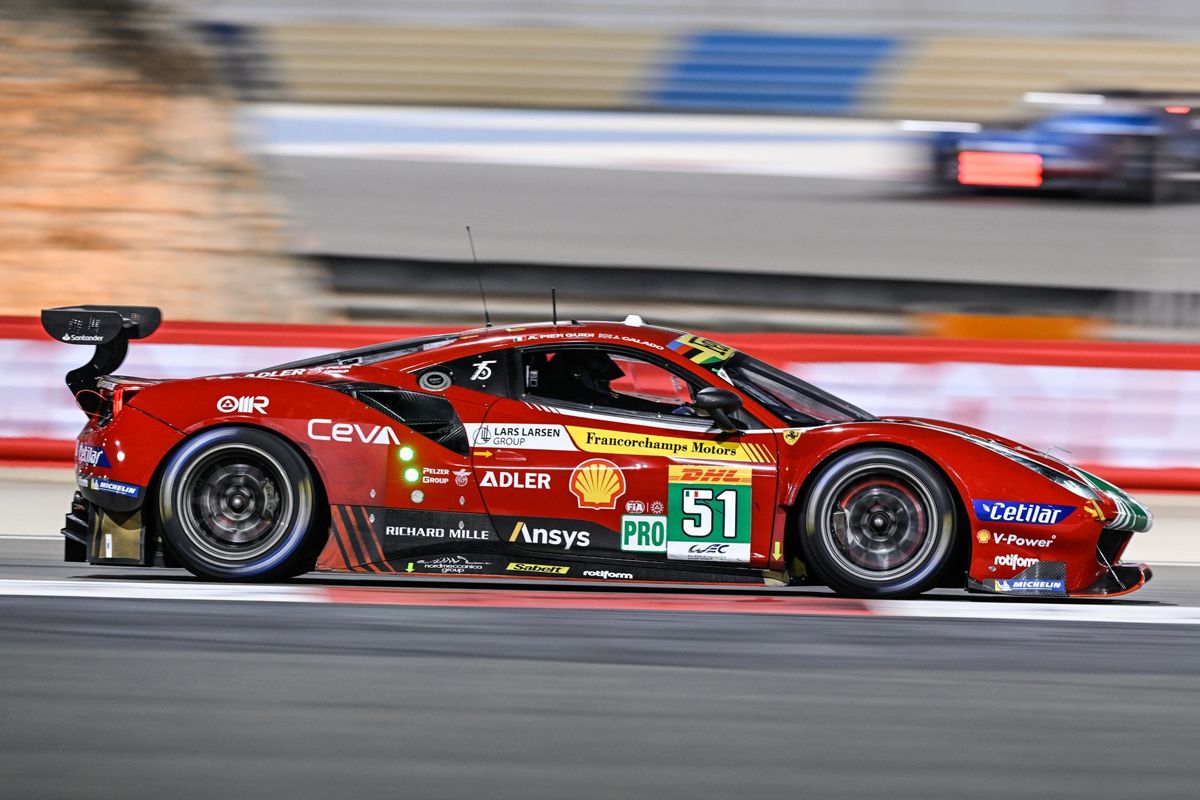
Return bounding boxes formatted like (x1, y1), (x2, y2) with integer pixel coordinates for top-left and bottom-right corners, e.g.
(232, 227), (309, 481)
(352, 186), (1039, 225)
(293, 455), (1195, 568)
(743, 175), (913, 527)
(2, 578), (1200, 625)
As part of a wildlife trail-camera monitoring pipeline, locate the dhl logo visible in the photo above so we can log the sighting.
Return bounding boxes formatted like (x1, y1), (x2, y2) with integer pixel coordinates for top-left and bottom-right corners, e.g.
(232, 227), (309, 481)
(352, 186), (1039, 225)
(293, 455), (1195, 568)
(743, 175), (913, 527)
(668, 465), (752, 485)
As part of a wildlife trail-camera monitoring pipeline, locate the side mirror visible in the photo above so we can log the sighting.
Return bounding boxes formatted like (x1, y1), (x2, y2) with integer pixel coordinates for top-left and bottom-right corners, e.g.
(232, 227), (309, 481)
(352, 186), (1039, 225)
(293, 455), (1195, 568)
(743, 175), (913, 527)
(692, 387), (744, 434)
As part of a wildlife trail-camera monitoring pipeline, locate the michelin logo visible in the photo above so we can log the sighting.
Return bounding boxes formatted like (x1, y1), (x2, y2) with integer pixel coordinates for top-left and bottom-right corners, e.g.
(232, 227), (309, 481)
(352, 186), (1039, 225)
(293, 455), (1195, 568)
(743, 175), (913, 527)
(995, 579), (1065, 593)
(973, 500), (1075, 526)
(91, 477), (140, 499)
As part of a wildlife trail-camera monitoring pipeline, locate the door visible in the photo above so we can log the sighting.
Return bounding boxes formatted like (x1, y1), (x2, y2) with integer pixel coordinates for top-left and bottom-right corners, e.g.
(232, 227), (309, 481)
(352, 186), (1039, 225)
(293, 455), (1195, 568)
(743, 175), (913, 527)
(469, 344), (779, 569)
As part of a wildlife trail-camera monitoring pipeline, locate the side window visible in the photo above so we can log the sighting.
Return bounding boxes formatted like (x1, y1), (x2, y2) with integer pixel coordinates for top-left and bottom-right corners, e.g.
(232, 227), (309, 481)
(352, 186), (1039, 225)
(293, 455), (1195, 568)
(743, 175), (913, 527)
(522, 346), (699, 416)
(609, 353), (695, 406)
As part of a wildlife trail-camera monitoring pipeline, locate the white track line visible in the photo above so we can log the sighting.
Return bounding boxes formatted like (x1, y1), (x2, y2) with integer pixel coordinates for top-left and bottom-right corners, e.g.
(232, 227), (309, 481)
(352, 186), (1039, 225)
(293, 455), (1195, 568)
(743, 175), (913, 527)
(875, 599), (1200, 626)
(0, 579), (324, 604)
(1, 578), (1199, 624)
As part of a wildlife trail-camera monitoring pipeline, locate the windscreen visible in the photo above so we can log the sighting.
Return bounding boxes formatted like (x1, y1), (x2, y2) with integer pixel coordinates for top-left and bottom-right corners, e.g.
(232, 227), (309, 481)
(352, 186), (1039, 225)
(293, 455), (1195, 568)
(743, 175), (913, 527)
(720, 353), (874, 426)
(668, 331), (873, 425)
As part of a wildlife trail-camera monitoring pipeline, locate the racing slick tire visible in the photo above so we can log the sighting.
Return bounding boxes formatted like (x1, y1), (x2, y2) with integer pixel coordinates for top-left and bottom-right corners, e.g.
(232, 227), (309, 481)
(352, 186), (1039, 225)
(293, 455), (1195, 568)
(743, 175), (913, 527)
(802, 447), (956, 598)
(157, 426), (323, 581)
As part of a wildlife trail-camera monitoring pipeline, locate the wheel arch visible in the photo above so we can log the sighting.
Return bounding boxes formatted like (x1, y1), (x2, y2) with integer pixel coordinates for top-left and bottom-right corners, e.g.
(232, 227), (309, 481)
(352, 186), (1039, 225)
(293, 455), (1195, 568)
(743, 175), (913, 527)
(783, 441), (972, 588)
(146, 422), (332, 565)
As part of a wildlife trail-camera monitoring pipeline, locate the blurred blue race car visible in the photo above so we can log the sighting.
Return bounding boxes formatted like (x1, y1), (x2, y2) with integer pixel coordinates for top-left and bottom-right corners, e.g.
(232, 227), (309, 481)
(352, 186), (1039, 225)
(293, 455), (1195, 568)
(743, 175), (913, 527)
(926, 91), (1200, 202)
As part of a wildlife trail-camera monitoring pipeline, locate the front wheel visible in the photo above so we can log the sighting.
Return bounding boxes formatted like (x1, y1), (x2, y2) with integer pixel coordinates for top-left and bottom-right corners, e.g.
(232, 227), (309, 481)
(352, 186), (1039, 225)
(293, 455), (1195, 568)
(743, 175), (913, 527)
(802, 448), (956, 598)
(157, 426), (322, 581)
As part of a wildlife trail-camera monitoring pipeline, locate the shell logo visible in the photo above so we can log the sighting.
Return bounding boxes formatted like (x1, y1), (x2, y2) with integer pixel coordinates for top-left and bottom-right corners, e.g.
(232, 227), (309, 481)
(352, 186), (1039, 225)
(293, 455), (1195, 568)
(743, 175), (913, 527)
(976, 530), (990, 544)
(569, 458), (626, 510)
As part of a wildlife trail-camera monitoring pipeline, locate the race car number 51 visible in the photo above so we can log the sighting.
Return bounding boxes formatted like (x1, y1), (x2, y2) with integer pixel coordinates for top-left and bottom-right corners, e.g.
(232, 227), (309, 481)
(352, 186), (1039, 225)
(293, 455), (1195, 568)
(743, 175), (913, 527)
(681, 489), (738, 539)
(666, 466), (751, 563)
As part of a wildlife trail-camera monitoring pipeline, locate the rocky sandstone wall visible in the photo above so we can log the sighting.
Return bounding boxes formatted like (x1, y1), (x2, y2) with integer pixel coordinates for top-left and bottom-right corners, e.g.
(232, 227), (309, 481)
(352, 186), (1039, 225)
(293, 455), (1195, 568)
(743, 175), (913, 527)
(0, 4), (319, 322)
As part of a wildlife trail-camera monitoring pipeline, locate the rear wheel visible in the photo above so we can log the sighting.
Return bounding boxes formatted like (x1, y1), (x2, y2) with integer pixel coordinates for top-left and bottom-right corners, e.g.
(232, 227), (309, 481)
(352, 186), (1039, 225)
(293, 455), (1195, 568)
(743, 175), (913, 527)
(158, 426), (322, 581)
(802, 448), (956, 598)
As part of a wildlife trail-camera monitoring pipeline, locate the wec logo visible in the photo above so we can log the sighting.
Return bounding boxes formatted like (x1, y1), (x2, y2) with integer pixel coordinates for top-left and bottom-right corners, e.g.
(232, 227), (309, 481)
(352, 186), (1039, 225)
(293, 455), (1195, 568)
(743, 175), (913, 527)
(688, 543), (730, 555)
(307, 419), (401, 446)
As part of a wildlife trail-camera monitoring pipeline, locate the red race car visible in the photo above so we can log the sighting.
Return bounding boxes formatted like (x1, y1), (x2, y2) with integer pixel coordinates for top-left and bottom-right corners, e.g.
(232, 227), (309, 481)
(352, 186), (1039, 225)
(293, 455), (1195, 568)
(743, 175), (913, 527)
(43, 305), (1152, 599)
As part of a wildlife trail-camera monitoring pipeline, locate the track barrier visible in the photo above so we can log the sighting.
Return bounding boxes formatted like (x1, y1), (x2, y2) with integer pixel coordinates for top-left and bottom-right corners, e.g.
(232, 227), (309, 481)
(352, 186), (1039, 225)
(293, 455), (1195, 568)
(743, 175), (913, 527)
(4, 315), (1199, 491)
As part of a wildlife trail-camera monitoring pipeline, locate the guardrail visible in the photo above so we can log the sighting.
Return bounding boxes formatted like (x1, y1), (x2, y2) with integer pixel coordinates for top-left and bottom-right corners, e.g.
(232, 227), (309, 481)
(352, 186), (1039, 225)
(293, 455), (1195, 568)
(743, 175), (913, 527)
(4, 314), (1199, 491)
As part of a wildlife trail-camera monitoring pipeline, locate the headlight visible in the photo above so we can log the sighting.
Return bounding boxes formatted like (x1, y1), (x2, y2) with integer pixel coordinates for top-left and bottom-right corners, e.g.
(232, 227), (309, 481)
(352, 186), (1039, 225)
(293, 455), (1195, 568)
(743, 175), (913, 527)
(1011, 456), (1100, 501)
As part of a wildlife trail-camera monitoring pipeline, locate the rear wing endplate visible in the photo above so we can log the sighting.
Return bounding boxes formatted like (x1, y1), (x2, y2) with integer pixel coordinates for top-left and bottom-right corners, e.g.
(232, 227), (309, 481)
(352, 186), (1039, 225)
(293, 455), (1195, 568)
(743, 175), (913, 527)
(41, 305), (162, 412)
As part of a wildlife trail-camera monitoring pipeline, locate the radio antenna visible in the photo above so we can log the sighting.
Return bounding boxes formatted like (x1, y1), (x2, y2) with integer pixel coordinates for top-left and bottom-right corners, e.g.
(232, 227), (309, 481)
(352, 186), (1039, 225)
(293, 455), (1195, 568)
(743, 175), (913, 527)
(551, 287), (558, 325)
(466, 226), (491, 328)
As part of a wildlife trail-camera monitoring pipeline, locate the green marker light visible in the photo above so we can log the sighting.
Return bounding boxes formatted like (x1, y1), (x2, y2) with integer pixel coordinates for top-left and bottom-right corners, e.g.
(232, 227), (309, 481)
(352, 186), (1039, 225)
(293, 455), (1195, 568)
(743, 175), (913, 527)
(403, 467), (420, 483)
(398, 445), (415, 462)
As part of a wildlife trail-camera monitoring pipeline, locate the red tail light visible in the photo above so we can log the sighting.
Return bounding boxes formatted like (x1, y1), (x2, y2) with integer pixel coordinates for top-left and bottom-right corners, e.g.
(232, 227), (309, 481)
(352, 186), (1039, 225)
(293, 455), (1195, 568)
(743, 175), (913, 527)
(111, 386), (127, 418)
(957, 151), (1043, 187)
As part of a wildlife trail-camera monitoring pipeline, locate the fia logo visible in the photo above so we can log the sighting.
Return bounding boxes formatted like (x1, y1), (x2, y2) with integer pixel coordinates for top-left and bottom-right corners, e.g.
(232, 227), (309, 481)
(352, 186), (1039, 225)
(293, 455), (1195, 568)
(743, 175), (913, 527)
(470, 360), (497, 381)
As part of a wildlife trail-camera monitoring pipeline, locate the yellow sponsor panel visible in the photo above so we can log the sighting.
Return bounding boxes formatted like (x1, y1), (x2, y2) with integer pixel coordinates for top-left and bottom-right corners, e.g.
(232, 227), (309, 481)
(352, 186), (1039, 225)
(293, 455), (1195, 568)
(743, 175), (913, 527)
(668, 465), (752, 485)
(506, 562), (570, 575)
(566, 426), (774, 463)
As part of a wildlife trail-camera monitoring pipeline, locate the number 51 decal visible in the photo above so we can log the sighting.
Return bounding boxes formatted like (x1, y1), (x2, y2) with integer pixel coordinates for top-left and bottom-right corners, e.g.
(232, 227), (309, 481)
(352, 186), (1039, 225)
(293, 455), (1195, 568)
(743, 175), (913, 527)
(667, 466), (752, 562)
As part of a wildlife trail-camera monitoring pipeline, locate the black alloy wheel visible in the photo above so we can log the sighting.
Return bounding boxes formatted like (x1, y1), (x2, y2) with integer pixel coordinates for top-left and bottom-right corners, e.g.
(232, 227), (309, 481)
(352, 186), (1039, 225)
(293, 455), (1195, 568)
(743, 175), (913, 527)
(802, 448), (957, 598)
(157, 426), (322, 581)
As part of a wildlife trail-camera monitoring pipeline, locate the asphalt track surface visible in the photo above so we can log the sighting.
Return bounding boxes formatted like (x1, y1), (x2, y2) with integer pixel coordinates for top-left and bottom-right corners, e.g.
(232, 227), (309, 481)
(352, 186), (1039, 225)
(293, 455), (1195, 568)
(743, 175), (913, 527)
(264, 155), (1200, 296)
(3, 536), (1200, 800)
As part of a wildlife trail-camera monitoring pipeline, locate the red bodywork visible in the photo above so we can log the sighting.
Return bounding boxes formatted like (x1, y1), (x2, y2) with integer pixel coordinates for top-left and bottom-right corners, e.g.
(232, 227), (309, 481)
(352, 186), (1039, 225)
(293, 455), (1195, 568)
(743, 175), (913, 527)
(68, 321), (1151, 596)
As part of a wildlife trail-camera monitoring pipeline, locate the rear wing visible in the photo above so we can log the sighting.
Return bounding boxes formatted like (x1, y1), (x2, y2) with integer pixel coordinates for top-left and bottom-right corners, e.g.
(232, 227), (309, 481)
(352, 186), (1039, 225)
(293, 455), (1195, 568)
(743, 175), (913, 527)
(41, 305), (162, 412)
